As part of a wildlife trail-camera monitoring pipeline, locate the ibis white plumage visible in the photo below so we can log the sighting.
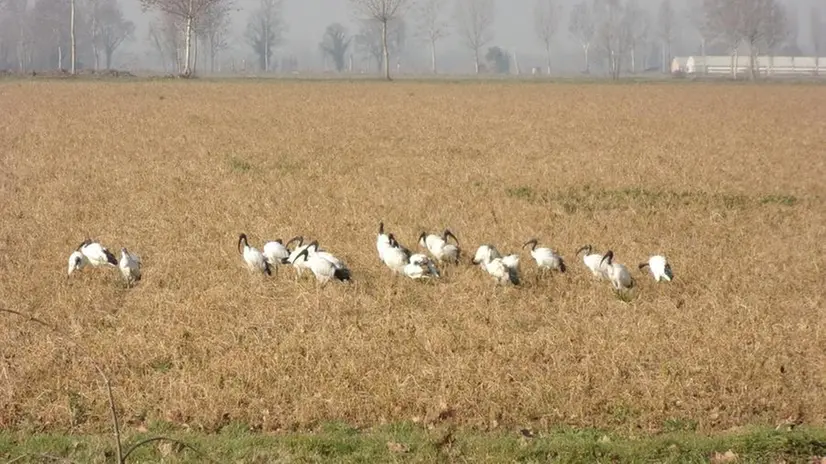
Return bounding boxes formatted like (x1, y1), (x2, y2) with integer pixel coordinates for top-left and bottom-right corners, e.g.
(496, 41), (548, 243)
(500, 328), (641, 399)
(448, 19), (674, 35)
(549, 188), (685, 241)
(67, 251), (87, 277)
(77, 239), (118, 268)
(639, 255), (673, 282)
(238, 233), (271, 276)
(262, 239), (291, 275)
(523, 238), (566, 273)
(418, 229), (461, 264)
(285, 236), (313, 278)
(119, 247), (141, 287)
(403, 253), (440, 280)
(471, 244), (502, 269)
(481, 253), (520, 286)
(600, 250), (634, 291)
(576, 244), (610, 280)
(381, 233), (412, 274)
(293, 245), (351, 286)
(376, 222), (391, 262)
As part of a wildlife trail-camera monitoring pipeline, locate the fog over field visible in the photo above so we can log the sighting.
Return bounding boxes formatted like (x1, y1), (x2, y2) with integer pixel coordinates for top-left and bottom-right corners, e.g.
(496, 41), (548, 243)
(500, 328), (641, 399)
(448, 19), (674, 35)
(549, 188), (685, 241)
(1, 0), (824, 75)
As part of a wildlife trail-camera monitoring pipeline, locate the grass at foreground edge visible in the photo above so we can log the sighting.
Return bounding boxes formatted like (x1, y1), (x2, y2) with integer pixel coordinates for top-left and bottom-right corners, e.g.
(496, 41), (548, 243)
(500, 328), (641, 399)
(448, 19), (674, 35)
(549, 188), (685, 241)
(3, 423), (826, 463)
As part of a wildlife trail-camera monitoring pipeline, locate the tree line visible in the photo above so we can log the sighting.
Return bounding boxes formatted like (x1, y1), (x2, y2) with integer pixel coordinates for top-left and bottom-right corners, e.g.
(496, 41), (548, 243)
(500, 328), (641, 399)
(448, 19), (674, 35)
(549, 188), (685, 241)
(0, 0), (824, 78)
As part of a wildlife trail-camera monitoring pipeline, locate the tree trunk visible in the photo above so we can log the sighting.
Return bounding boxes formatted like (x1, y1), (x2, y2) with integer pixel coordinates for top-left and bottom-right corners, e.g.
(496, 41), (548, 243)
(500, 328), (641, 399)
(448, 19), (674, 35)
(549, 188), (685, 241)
(701, 38), (707, 75)
(70, 0), (76, 74)
(264, 21), (269, 72)
(431, 39), (437, 74)
(183, 15), (193, 76)
(631, 47), (636, 74)
(210, 35), (216, 74)
(382, 19), (390, 80)
(732, 48), (738, 79)
(91, 14), (99, 70)
(58, 45), (62, 69)
(474, 48), (479, 74)
(546, 43), (551, 75)
(584, 44), (589, 73)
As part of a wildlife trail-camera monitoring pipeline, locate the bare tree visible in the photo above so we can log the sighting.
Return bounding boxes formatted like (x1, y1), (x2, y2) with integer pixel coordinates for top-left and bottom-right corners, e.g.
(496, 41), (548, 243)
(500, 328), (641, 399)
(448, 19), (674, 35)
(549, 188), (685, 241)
(703, 0), (745, 79)
(738, 0), (786, 80)
(415, 0), (450, 74)
(625, 0), (649, 74)
(96, 0), (133, 69)
(140, 0), (231, 76)
(198, 1), (229, 73)
(453, 0), (494, 74)
(147, 12), (181, 72)
(245, 0), (284, 72)
(355, 17), (405, 73)
(569, 0), (595, 74)
(760, 0), (788, 75)
(594, 0), (630, 80)
(534, 0), (560, 75)
(320, 23), (351, 72)
(0, 0), (30, 71)
(656, 0), (675, 73)
(687, 0), (711, 73)
(349, 0), (410, 80)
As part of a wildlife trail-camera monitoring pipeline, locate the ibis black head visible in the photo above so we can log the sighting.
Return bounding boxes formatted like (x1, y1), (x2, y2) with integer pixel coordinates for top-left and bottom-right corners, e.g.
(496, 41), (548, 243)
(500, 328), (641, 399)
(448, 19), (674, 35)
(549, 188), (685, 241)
(418, 231), (427, 244)
(285, 236), (303, 250)
(237, 233), (248, 254)
(600, 250), (614, 266)
(522, 238), (538, 251)
(443, 229), (459, 245)
(379, 222), (385, 235)
(576, 244), (592, 256)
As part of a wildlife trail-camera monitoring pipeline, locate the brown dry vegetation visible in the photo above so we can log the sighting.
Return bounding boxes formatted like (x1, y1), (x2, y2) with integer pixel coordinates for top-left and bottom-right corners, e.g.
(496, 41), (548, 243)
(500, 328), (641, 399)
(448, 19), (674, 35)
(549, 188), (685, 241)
(0, 80), (824, 437)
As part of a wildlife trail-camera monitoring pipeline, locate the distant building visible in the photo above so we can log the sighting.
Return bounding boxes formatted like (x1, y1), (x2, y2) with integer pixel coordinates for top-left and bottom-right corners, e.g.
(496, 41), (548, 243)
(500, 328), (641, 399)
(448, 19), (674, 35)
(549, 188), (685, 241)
(671, 56), (825, 77)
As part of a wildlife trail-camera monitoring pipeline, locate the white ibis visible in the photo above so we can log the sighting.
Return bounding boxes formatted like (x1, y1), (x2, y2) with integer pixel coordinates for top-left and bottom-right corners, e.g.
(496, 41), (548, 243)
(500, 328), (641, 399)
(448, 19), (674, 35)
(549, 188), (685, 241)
(293, 245), (351, 286)
(523, 238), (566, 273)
(119, 248), (141, 287)
(576, 244), (610, 280)
(600, 250), (634, 291)
(404, 253), (440, 279)
(639, 255), (674, 282)
(418, 229), (461, 264)
(471, 244), (502, 269)
(238, 233), (271, 276)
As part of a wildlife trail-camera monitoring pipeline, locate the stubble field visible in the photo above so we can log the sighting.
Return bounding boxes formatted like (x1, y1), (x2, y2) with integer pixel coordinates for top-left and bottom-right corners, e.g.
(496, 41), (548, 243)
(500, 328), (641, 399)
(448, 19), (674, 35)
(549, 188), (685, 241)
(0, 79), (825, 441)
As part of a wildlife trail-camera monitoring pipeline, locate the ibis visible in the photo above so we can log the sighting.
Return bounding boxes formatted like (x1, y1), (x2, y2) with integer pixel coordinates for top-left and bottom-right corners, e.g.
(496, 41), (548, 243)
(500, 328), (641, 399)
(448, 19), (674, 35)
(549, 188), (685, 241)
(639, 255), (674, 282)
(523, 238), (566, 273)
(576, 244), (610, 280)
(293, 246), (351, 286)
(404, 253), (440, 280)
(418, 229), (461, 264)
(471, 244), (502, 269)
(238, 233), (271, 276)
(119, 247), (141, 287)
(600, 250), (634, 291)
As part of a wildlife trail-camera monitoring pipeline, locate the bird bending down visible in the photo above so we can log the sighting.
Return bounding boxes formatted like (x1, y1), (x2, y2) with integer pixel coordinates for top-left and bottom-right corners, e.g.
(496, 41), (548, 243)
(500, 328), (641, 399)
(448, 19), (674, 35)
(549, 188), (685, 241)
(523, 238), (566, 273)
(471, 244), (502, 269)
(482, 253), (520, 286)
(238, 233), (271, 276)
(263, 239), (290, 276)
(576, 244), (611, 280)
(382, 233), (412, 274)
(119, 248), (141, 287)
(639, 255), (674, 282)
(404, 253), (441, 280)
(78, 239), (118, 267)
(293, 245), (351, 286)
(418, 229), (461, 264)
(67, 251), (87, 277)
(600, 250), (634, 291)
(285, 236), (313, 278)
(376, 222), (391, 262)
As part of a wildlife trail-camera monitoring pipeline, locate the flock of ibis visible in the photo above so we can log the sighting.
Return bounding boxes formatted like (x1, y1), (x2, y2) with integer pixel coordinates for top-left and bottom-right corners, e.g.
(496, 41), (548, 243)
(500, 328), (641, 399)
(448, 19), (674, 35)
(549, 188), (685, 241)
(66, 221), (674, 292)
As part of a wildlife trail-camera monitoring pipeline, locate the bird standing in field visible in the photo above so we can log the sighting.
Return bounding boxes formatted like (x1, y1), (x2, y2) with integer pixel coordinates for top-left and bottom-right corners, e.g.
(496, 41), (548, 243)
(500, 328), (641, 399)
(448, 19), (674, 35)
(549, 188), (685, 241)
(639, 255), (674, 282)
(376, 222), (391, 262)
(600, 250), (634, 291)
(238, 233), (271, 276)
(404, 253), (441, 280)
(576, 244), (611, 280)
(262, 239), (290, 276)
(67, 250), (87, 278)
(418, 229), (461, 264)
(523, 238), (566, 274)
(78, 238), (118, 268)
(119, 248), (141, 287)
(382, 233), (412, 274)
(293, 245), (351, 286)
(481, 253), (521, 286)
(471, 244), (502, 269)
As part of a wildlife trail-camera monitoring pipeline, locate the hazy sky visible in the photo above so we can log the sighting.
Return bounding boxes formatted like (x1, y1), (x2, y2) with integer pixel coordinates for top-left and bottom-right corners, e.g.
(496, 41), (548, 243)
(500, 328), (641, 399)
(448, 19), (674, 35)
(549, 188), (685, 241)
(119, 0), (822, 71)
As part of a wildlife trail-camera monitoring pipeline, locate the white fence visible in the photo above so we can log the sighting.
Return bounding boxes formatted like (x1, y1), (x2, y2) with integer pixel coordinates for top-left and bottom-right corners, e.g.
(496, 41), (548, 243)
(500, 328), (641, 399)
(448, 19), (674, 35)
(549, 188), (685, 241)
(672, 56), (825, 76)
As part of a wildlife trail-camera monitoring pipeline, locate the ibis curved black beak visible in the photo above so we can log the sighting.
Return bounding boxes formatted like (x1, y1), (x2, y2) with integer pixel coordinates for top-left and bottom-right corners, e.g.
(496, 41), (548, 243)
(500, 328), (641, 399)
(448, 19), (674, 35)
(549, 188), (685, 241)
(522, 239), (538, 251)
(237, 234), (247, 254)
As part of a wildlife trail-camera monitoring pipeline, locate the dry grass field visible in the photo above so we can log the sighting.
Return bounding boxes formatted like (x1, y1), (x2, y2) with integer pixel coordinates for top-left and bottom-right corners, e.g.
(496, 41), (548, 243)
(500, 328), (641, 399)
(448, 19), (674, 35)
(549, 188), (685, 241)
(1, 79), (825, 445)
